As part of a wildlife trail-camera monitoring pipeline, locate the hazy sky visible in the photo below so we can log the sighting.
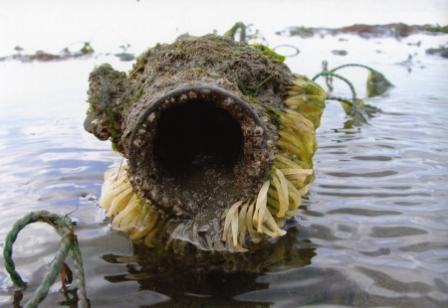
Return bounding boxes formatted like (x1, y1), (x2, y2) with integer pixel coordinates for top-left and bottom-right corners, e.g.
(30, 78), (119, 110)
(1, 0), (448, 54)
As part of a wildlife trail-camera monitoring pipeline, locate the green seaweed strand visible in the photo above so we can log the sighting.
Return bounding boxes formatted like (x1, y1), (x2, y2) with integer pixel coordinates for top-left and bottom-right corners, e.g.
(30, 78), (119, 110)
(328, 63), (377, 74)
(326, 95), (367, 123)
(312, 72), (357, 100)
(224, 22), (247, 43)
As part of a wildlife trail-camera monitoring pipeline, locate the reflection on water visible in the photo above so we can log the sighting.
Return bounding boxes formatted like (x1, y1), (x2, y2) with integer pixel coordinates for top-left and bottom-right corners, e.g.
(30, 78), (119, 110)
(1, 11), (448, 308)
(100, 227), (314, 307)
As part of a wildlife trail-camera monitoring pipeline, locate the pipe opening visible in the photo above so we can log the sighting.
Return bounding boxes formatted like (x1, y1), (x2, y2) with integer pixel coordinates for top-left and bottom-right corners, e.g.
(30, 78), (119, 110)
(128, 85), (274, 216)
(154, 101), (244, 184)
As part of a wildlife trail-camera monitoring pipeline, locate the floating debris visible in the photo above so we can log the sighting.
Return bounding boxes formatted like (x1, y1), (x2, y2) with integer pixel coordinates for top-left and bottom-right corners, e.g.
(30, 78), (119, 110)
(115, 52), (135, 61)
(331, 49), (348, 56)
(426, 45), (448, 58)
(407, 41), (422, 47)
(395, 54), (425, 72)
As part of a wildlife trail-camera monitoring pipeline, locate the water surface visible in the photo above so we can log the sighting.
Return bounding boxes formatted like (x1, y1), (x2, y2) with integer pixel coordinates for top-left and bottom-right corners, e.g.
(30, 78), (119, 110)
(1, 1), (448, 307)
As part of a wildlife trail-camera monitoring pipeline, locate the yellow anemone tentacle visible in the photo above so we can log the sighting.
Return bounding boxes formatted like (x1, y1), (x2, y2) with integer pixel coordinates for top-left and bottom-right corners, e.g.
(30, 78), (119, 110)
(221, 77), (325, 249)
(100, 164), (161, 246)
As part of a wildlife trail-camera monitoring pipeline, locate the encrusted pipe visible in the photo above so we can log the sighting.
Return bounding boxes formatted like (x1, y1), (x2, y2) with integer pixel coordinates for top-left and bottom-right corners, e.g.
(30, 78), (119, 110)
(84, 31), (326, 252)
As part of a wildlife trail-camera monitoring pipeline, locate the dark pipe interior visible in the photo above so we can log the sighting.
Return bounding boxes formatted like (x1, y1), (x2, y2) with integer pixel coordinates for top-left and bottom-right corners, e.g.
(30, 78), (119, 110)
(153, 101), (244, 185)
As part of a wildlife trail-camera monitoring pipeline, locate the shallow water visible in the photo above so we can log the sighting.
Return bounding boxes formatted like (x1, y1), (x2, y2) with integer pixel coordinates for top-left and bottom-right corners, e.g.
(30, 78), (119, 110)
(1, 2), (448, 307)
